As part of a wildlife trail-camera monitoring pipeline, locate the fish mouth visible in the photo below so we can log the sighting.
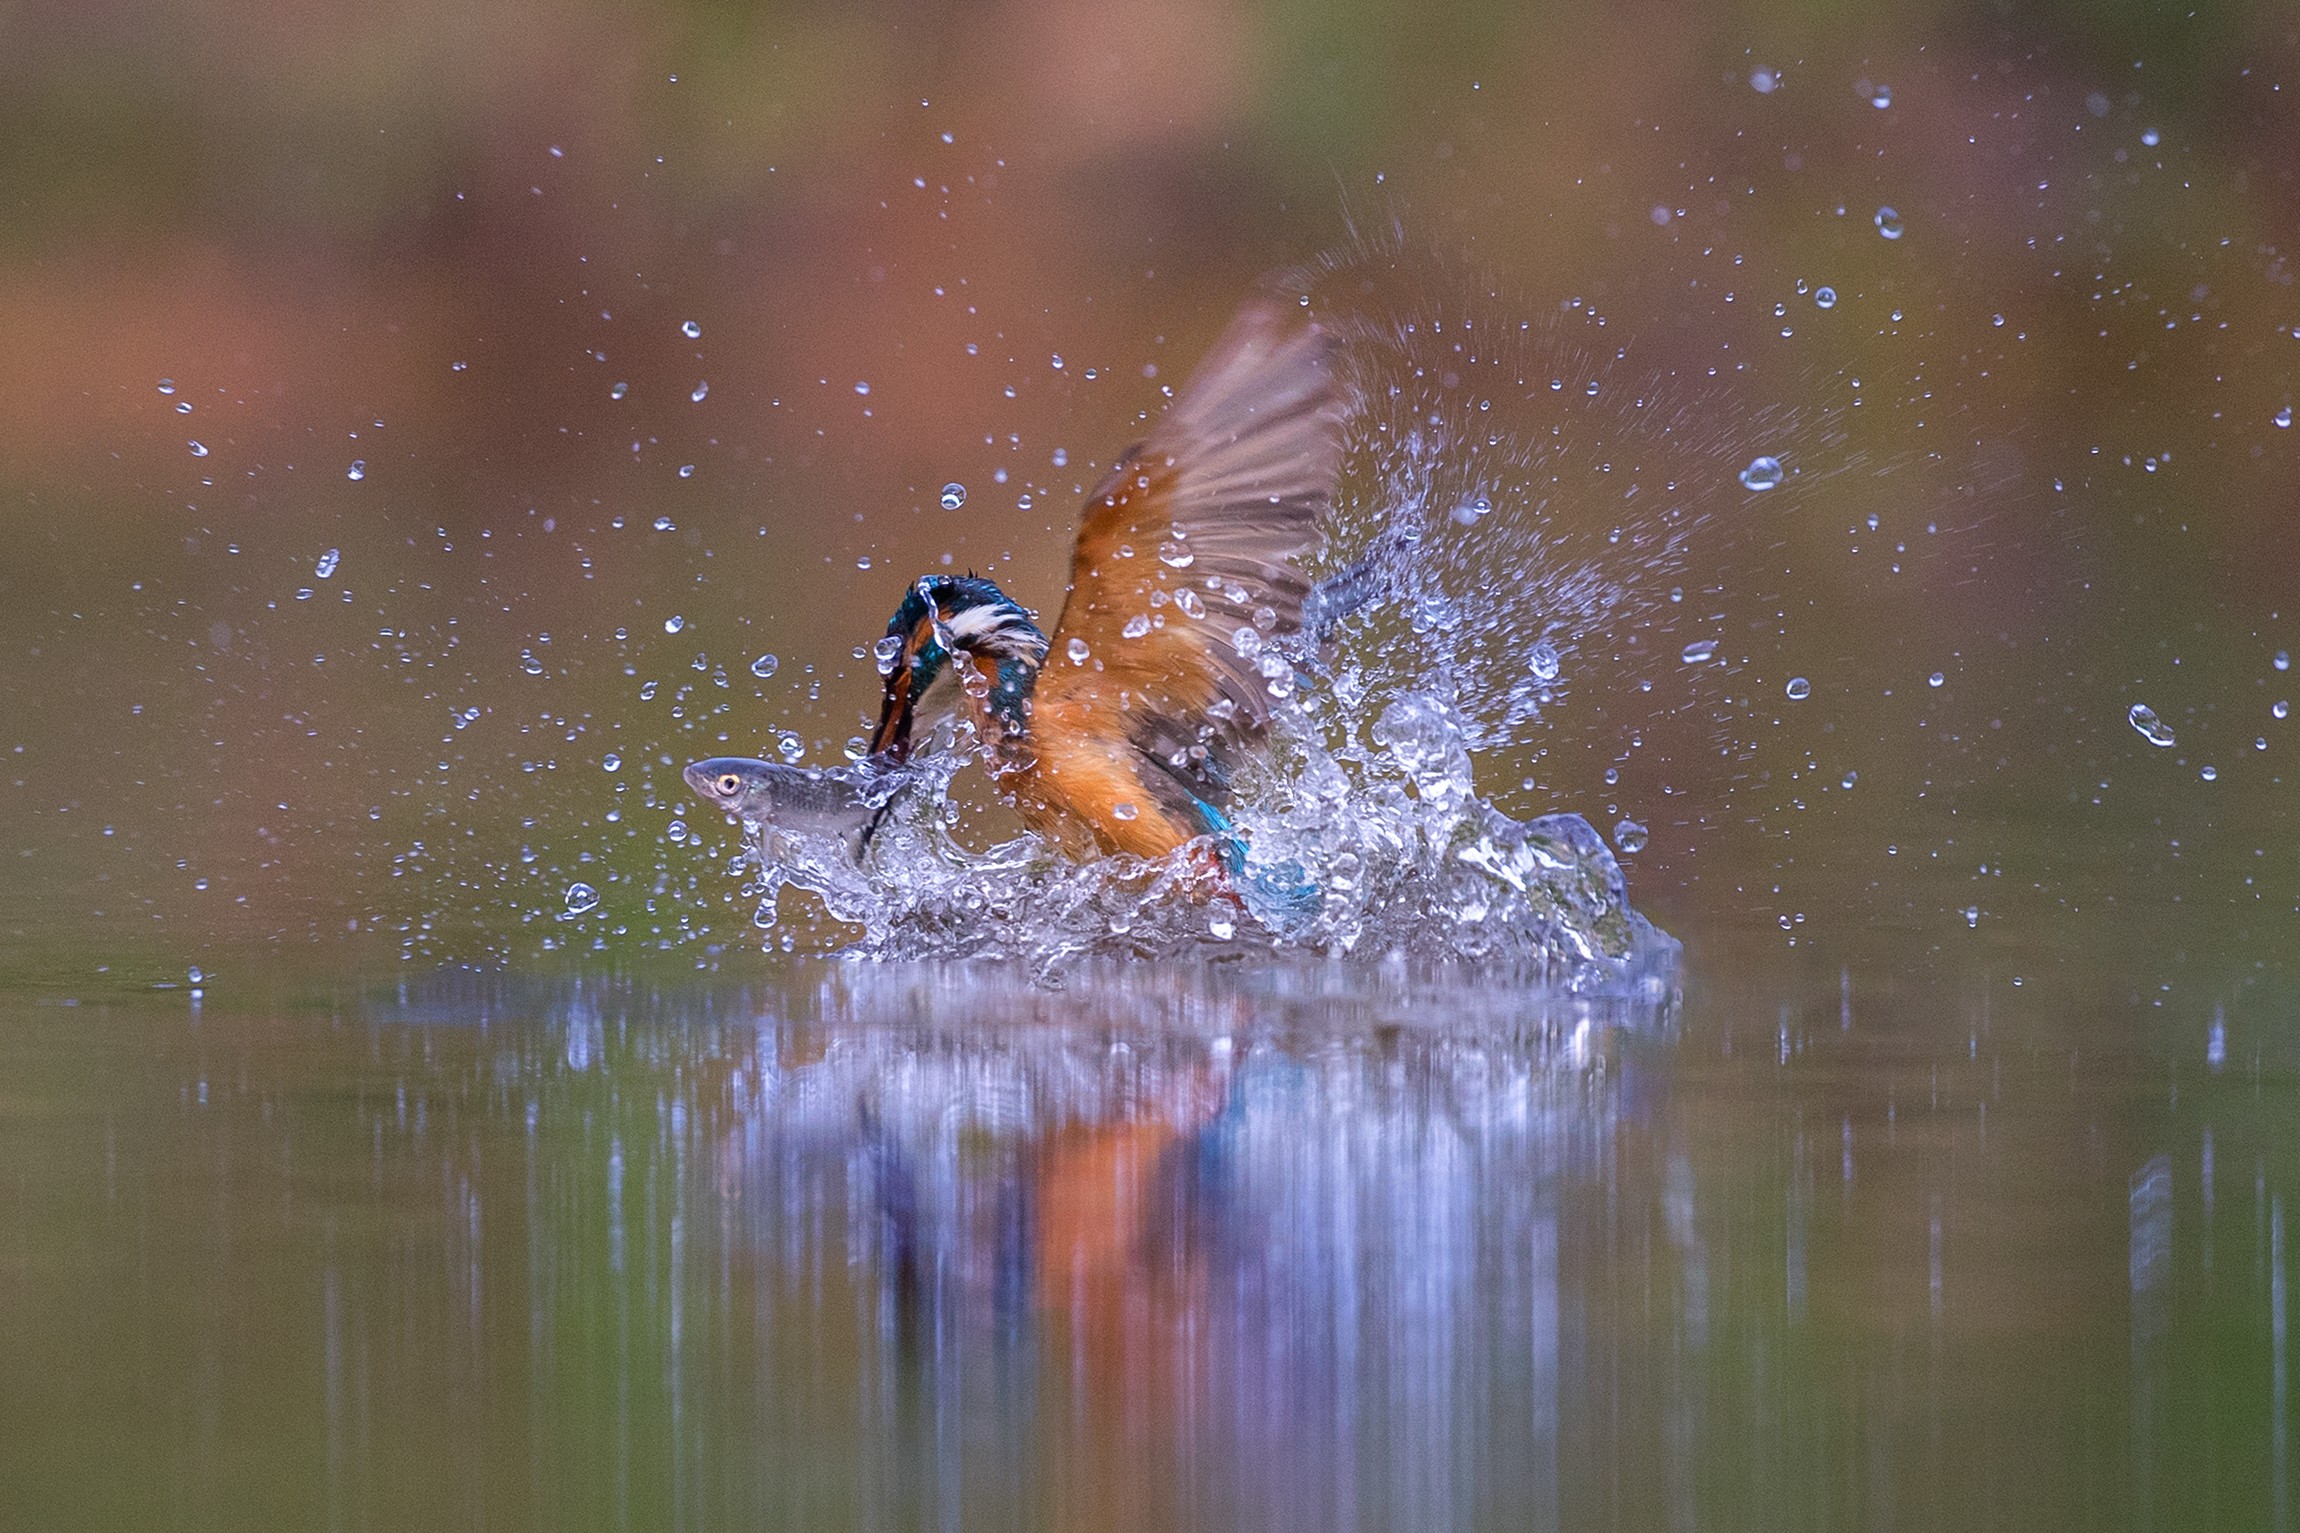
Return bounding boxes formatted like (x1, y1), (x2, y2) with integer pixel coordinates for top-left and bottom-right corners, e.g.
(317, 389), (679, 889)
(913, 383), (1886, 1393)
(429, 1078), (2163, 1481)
(680, 761), (715, 799)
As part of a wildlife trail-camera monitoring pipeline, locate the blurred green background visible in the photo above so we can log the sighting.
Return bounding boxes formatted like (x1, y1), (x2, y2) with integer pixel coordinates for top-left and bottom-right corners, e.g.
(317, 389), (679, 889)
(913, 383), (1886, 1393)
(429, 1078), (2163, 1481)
(0, 0), (2293, 984)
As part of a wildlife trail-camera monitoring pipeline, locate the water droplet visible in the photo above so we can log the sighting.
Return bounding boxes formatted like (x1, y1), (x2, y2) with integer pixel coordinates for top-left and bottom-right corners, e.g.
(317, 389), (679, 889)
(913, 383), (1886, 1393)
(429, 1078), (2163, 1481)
(295, 587), (313, 602)
(1928, 671), (1945, 688)
(1840, 770), (1858, 789)
(664, 615), (685, 634)
(2275, 700), (2290, 719)
(1066, 636), (1091, 665)
(677, 464), (695, 479)
(1680, 639), (1718, 665)
(2276, 406), (2292, 429)
(188, 441), (208, 457)
(1613, 818), (1649, 854)
(639, 680), (659, 701)
(1158, 540), (1195, 567)
(667, 818), (690, 843)
(610, 381), (629, 400)
(2128, 703), (2176, 746)
(1873, 206), (1904, 240)
(1814, 286), (1837, 309)
(750, 653), (779, 679)
(1750, 67), (1779, 94)
(2277, 650), (2291, 671)
(1871, 84), (1893, 109)
(1739, 454), (1784, 491)
(853, 381), (871, 396)
(564, 882), (600, 914)
(939, 482), (967, 510)
(2141, 127), (2160, 147)
(855, 555), (872, 570)
(872, 634), (905, 675)
(315, 548), (341, 580)
(680, 320), (701, 339)
(1232, 626), (1262, 658)
(1112, 802), (1139, 822)
(603, 752), (621, 772)
(1121, 614), (1152, 640)
(1528, 640), (1560, 681)
(157, 380), (176, 396)
(652, 516), (674, 532)
(187, 965), (204, 984)
(1962, 906), (1980, 928)
(690, 381), (709, 403)
(1174, 588), (1205, 619)
(2200, 764), (2218, 782)
(1785, 676), (1812, 700)
(346, 460), (366, 482)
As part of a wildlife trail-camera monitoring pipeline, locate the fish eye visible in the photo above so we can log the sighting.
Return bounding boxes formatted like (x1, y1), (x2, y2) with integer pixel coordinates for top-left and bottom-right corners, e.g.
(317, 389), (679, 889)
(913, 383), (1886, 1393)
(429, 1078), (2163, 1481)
(716, 773), (741, 796)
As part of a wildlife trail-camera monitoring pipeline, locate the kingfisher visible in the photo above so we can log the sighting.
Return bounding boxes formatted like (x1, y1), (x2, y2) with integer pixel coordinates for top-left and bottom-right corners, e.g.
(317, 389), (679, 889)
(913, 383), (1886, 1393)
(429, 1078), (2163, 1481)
(690, 296), (1353, 911)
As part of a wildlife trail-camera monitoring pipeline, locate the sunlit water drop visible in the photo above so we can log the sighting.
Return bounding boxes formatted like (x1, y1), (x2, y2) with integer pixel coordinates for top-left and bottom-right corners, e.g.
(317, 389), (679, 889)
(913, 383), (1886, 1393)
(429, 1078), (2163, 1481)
(1785, 676), (1812, 701)
(1527, 640), (1560, 682)
(1680, 639), (1718, 665)
(1814, 287), (1837, 309)
(690, 381), (709, 403)
(2128, 703), (2177, 747)
(564, 882), (600, 915)
(346, 460), (366, 482)
(750, 653), (779, 679)
(664, 615), (685, 634)
(1613, 819), (1649, 854)
(1874, 206), (1905, 240)
(940, 482), (967, 510)
(2200, 765), (2218, 782)
(1739, 455), (1784, 491)
(315, 548), (341, 580)
(680, 319), (700, 339)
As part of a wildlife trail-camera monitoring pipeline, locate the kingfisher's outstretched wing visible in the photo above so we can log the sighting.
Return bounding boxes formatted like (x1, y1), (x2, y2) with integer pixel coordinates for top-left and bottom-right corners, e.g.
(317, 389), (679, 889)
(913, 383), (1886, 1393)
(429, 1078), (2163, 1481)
(1031, 301), (1346, 834)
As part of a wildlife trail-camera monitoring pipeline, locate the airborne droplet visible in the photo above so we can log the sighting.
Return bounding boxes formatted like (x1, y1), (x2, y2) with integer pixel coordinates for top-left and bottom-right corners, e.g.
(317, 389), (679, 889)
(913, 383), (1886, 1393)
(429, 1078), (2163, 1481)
(1739, 455), (1784, 491)
(939, 482), (967, 510)
(1613, 819), (1649, 854)
(1874, 206), (1905, 240)
(564, 882), (600, 914)
(2127, 703), (2176, 747)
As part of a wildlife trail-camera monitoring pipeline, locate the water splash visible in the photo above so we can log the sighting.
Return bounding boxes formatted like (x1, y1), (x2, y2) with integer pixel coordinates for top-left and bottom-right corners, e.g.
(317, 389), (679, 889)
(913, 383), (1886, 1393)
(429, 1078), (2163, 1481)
(693, 243), (1859, 985)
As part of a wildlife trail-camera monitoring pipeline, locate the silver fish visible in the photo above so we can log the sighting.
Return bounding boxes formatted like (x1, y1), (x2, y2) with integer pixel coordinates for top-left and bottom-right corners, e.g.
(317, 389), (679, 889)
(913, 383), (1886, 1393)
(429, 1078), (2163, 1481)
(684, 756), (913, 854)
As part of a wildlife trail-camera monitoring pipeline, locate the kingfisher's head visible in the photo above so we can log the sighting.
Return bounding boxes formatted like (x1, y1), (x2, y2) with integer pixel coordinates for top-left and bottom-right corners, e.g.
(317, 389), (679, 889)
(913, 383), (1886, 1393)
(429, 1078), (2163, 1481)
(868, 575), (1049, 761)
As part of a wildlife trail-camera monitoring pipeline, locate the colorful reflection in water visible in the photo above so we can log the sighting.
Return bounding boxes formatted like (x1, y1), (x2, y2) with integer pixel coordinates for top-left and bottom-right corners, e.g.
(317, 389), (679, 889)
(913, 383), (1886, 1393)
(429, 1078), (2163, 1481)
(3, 959), (2291, 1530)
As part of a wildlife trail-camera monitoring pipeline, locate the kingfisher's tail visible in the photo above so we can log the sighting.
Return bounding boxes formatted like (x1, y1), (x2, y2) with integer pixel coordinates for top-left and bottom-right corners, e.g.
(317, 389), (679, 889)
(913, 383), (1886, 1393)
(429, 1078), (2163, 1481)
(1212, 830), (1322, 935)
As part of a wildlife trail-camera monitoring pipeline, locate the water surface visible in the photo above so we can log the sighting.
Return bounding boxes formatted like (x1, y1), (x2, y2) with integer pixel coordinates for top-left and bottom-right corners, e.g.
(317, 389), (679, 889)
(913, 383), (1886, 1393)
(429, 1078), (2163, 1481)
(5, 949), (2290, 1530)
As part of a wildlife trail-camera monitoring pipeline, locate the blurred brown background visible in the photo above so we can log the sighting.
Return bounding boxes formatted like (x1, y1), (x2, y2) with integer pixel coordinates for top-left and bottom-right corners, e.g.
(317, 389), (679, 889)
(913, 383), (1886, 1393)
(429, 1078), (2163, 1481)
(0, 0), (2294, 977)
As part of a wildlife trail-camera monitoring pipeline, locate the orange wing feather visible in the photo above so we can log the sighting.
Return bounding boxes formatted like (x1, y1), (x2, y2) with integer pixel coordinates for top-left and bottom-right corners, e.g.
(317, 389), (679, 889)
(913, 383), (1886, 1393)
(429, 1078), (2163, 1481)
(1018, 301), (1346, 856)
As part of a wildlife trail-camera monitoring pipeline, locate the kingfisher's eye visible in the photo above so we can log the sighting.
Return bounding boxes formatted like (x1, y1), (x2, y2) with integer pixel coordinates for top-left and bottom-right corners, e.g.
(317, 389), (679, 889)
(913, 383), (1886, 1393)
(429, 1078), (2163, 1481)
(717, 773), (741, 796)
